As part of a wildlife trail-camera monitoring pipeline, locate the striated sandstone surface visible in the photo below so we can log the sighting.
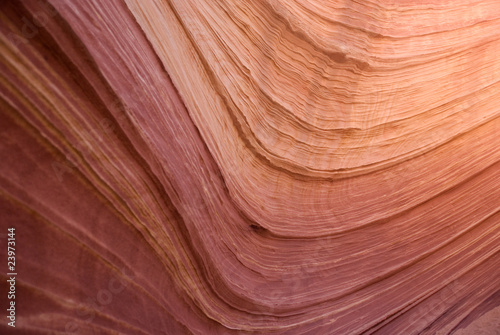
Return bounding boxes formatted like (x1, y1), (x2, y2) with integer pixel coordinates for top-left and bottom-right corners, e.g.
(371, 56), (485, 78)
(0, 0), (499, 334)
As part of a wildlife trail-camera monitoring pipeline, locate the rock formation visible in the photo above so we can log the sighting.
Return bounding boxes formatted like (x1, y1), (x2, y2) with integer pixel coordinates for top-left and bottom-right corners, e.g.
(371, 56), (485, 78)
(0, 0), (499, 334)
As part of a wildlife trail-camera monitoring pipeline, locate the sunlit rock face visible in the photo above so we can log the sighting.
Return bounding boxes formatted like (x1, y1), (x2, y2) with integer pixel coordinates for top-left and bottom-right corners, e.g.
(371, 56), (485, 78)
(1, 0), (499, 334)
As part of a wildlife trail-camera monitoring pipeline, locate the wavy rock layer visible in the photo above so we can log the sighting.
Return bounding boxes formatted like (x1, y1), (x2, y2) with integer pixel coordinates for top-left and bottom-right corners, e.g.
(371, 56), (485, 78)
(1, 0), (499, 334)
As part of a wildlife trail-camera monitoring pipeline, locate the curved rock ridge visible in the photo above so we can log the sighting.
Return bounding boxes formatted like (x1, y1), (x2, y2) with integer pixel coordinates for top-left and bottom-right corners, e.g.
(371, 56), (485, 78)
(0, 0), (499, 334)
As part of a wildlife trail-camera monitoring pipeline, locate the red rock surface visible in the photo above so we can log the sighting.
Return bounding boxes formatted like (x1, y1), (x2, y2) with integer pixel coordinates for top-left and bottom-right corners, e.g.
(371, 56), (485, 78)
(1, 0), (499, 334)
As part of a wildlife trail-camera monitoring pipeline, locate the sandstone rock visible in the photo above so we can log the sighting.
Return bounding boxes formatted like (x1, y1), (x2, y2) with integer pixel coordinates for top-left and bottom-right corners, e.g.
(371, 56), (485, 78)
(0, 0), (499, 333)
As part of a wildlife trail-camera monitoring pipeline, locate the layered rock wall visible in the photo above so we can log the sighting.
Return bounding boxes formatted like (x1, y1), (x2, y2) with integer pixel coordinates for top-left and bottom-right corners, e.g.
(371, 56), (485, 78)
(0, 0), (499, 333)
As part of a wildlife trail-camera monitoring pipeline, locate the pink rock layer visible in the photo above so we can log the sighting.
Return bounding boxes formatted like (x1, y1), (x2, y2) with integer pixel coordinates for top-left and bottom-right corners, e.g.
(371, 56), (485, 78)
(0, 0), (499, 334)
